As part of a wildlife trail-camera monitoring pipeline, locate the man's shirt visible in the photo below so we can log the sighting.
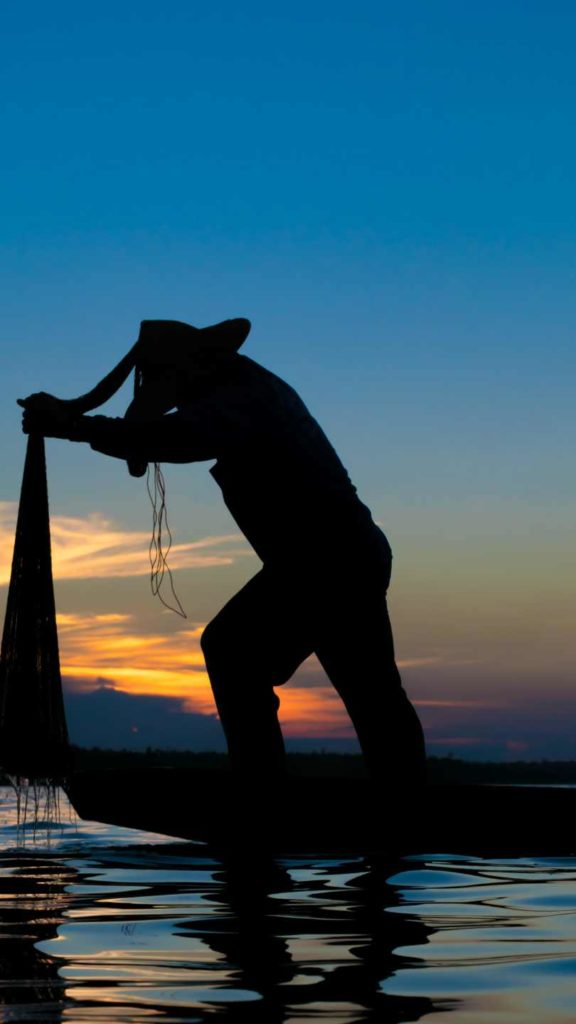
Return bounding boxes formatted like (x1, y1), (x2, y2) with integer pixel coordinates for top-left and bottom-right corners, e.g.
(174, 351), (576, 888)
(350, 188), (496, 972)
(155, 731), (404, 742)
(71, 355), (387, 567)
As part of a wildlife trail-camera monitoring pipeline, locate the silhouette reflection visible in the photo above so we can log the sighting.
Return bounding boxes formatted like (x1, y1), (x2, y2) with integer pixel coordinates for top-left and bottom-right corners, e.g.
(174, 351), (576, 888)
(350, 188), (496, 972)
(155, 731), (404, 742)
(179, 852), (435, 1022)
(1, 837), (437, 1022)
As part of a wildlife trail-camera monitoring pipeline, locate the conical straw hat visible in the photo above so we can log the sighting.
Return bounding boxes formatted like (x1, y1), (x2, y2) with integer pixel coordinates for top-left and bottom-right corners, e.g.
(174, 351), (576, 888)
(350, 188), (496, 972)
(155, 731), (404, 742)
(64, 318), (251, 413)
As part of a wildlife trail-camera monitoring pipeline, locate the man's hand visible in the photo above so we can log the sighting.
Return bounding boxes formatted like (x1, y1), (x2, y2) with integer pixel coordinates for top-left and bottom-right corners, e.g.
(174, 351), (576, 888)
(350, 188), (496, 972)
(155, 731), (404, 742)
(18, 392), (77, 438)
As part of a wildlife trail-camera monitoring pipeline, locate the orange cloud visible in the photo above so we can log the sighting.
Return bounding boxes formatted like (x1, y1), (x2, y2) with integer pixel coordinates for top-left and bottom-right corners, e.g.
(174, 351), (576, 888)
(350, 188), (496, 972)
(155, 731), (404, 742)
(0, 502), (252, 583)
(58, 612), (214, 709)
(276, 685), (353, 736)
(57, 612), (353, 736)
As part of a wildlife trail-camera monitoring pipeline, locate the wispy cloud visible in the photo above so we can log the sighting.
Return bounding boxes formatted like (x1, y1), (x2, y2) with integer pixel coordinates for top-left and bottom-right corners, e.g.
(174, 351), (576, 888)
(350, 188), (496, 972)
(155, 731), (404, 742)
(0, 502), (251, 583)
(397, 656), (442, 669)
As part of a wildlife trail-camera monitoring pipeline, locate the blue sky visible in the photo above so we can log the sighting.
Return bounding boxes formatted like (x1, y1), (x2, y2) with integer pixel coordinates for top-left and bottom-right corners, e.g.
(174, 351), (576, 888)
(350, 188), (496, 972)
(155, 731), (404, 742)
(1, 1), (575, 757)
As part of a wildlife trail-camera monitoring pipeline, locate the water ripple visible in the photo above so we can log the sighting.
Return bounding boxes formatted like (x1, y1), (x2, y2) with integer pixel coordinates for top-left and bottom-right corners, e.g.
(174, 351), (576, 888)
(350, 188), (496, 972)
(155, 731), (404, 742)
(2, 787), (576, 1021)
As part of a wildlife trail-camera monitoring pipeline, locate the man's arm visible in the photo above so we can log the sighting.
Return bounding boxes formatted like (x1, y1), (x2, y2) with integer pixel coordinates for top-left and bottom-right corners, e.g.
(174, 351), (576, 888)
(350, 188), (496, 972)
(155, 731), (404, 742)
(75, 412), (219, 463)
(19, 396), (226, 464)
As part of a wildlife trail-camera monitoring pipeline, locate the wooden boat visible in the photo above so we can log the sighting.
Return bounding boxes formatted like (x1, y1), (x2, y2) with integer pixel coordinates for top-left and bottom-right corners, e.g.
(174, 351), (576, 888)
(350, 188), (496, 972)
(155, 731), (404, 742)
(66, 767), (576, 855)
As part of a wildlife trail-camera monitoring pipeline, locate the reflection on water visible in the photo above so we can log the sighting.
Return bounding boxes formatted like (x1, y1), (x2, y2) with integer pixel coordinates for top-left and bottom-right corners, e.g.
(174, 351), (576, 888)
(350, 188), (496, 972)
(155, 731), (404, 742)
(1, 787), (576, 1022)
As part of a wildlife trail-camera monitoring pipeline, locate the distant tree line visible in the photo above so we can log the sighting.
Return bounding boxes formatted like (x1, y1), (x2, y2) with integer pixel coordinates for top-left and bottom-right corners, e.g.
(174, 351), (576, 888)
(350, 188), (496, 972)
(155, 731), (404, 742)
(2, 747), (575, 786)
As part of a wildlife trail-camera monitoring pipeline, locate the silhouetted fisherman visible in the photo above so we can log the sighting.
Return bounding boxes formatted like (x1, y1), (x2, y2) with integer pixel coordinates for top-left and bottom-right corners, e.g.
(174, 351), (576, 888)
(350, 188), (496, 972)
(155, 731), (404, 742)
(20, 318), (426, 797)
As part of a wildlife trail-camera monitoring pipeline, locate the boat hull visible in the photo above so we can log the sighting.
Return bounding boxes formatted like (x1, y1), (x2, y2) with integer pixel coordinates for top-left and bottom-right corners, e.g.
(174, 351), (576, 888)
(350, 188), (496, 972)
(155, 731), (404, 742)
(66, 768), (576, 855)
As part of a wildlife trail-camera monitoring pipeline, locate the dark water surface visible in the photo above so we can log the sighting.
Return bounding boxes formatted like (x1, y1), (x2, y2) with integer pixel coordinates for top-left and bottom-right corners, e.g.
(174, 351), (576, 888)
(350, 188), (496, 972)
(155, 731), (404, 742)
(1, 786), (576, 1022)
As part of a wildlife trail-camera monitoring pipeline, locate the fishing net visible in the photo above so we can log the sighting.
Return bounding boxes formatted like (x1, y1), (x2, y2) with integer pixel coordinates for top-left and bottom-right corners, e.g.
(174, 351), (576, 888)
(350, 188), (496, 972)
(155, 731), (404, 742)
(0, 434), (69, 785)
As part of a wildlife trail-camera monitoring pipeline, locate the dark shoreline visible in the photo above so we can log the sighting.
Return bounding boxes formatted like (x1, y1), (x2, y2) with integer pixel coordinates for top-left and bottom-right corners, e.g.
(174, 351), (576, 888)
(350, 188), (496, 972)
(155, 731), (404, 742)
(3, 747), (575, 786)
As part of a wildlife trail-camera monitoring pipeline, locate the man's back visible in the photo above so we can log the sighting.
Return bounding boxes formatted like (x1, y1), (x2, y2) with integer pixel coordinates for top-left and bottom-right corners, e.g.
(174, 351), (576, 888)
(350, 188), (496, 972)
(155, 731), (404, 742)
(205, 355), (381, 565)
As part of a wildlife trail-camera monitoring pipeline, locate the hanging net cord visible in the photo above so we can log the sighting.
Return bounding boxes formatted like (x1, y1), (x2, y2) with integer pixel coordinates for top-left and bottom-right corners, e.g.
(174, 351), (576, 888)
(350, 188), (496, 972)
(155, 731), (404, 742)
(146, 463), (187, 618)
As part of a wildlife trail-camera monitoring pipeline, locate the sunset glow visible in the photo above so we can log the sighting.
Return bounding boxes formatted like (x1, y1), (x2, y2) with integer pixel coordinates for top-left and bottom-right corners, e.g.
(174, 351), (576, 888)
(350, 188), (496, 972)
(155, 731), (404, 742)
(57, 611), (355, 736)
(55, 608), (499, 742)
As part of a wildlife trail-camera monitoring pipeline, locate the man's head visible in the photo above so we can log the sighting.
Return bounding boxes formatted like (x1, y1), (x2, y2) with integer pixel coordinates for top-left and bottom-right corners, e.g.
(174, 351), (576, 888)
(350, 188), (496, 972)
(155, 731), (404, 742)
(125, 318), (251, 420)
(135, 319), (250, 374)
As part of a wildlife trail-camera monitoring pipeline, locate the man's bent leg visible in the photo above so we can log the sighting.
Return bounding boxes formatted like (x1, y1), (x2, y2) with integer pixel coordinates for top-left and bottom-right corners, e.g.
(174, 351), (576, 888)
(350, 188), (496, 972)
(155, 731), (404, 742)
(201, 569), (313, 780)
